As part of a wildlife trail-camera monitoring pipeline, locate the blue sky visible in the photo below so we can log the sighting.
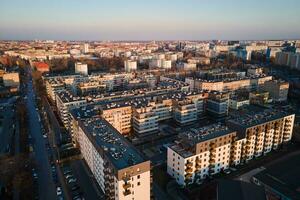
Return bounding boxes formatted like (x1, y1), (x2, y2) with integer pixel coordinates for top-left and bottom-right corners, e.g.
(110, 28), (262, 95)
(0, 0), (300, 40)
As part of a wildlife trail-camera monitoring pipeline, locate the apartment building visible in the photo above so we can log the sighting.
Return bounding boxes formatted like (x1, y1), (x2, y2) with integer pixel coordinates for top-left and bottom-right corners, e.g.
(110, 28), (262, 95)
(229, 96), (250, 110)
(263, 80), (289, 102)
(249, 91), (270, 105)
(152, 98), (173, 121)
(206, 92), (229, 118)
(77, 81), (106, 95)
(100, 103), (132, 135)
(132, 101), (159, 137)
(167, 107), (295, 187)
(3, 72), (20, 88)
(75, 62), (88, 75)
(173, 99), (198, 125)
(45, 78), (65, 102)
(167, 124), (236, 186)
(227, 108), (295, 161)
(194, 75), (272, 92)
(73, 116), (151, 200)
(124, 60), (137, 72)
(56, 91), (87, 132)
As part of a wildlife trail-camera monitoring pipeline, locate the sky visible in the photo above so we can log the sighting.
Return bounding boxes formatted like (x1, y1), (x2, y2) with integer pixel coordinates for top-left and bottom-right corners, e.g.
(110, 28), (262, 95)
(0, 0), (300, 41)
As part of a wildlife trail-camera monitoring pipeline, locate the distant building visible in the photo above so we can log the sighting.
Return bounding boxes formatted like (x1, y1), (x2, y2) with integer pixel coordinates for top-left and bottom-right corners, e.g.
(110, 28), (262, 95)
(32, 62), (50, 73)
(177, 62), (197, 70)
(75, 62), (88, 75)
(161, 59), (172, 69)
(124, 60), (137, 72)
(82, 43), (89, 54)
(3, 72), (20, 88)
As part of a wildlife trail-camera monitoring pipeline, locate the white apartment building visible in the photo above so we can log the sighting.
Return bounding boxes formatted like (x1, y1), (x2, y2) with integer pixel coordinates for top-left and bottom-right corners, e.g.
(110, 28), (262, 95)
(167, 108), (295, 187)
(124, 60), (137, 72)
(161, 59), (172, 69)
(82, 43), (89, 54)
(75, 62), (88, 75)
(74, 117), (151, 200)
(167, 124), (235, 186)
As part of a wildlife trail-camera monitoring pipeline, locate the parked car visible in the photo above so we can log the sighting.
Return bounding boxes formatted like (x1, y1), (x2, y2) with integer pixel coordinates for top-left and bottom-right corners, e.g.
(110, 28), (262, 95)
(56, 187), (62, 196)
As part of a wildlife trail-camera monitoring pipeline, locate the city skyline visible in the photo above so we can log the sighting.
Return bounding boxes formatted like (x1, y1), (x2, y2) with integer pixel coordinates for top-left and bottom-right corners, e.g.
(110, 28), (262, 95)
(1, 0), (300, 41)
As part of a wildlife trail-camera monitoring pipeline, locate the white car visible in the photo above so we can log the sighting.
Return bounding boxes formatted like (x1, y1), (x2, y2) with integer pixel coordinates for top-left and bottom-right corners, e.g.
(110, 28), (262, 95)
(56, 187), (62, 196)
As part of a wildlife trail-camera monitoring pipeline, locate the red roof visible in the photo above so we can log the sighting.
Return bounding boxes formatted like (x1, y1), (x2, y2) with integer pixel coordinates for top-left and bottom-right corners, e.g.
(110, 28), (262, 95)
(33, 62), (50, 72)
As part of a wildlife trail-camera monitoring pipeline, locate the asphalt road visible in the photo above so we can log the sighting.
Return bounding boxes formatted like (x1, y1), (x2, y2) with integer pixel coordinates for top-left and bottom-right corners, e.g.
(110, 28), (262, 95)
(26, 69), (56, 200)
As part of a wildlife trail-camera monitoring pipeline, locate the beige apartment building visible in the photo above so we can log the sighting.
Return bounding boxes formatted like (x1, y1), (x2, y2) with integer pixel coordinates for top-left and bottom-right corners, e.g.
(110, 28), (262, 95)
(100, 103), (132, 135)
(227, 110), (295, 162)
(167, 124), (236, 186)
(168, 108), (295, 186)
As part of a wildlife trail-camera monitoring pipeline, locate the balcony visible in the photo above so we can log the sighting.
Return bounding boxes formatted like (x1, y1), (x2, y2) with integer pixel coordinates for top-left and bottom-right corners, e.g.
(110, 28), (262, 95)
(123, 182), (131, 190)
(210, 150), (216, 156)
(185, 167), (193, 173)
(185, 173), (192, 179)
(210, 143), (216, 148)
(123, 190), (131, 196)
(186, 162), (193, 167)
(122, 176), (131, 182)
(195, 166), (201, 171)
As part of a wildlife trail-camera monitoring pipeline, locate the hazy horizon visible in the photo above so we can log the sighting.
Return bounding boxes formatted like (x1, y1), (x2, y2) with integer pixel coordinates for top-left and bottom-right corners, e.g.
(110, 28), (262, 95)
(1, 0), (300, 41)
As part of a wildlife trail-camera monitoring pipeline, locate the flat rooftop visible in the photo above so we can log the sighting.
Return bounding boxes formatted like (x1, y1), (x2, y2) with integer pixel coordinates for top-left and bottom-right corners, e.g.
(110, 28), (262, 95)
(253, 153), (300, 199)
(170, 123), (233, 158)
(228, 105), (293, 128)
(56, 90), (86, 104)
(179, 123), (232, 144)
(79, 117), (147, 170)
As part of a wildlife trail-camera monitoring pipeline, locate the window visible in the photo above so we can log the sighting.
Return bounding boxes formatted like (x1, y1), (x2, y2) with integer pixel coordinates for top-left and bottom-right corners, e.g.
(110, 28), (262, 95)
(137, 175), (140, 179)
(137, 182), (140, 186)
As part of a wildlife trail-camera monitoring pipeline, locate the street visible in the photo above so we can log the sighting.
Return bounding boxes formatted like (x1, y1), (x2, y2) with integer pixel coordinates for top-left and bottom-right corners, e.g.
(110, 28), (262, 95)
(25, 68), (56, 200)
